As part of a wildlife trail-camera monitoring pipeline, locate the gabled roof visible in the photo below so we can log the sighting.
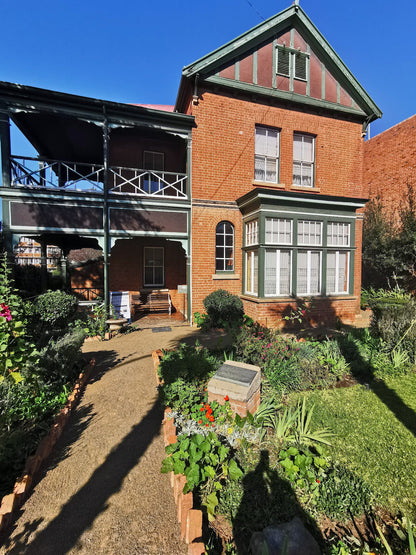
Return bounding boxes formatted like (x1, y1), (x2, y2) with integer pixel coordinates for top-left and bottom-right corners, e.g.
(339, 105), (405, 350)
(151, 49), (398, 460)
(175, 4), (381, 121)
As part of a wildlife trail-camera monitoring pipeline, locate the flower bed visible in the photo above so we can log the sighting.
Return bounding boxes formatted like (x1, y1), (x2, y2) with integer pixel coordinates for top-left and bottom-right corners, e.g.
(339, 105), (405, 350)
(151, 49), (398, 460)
(155, 321), (416, 555)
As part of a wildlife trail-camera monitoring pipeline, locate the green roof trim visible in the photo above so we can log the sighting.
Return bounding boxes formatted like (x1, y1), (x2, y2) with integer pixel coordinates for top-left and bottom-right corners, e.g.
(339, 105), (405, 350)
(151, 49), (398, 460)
(176, 4), (381, 120)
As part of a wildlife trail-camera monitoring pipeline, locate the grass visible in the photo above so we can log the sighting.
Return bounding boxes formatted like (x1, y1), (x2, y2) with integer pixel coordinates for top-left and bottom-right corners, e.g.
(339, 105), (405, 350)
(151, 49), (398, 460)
(297, 372), (416, 518)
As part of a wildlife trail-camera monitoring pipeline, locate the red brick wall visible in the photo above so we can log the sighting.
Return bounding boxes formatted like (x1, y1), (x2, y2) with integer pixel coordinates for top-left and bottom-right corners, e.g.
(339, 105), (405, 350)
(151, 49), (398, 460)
(190, 89), (364, 200)
(189, 90), (365, 321)
(108, 237), (187, 313)
(363, 114), (416, 210)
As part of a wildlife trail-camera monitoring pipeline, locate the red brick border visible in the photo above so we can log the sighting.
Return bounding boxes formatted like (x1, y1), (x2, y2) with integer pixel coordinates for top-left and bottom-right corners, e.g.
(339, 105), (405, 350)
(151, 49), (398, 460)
(153, 350), (204, 555)
(0, 358), (96, 536)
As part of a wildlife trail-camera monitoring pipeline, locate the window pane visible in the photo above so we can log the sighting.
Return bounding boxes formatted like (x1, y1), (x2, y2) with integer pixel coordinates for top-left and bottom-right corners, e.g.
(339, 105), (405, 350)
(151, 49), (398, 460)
(310, 251), (321, 294)
(277, 48), (290, 76)
(338, 252), (348, 293)
(303, 136), (314, 161)
(255, 155), (265, 181)
(253, 252), (258, 294)
(265, 250), (277, 296)
(280, 250), (291, 295)
(255, 127), (267, 154)
(144, 267), (153, 285)
(216, 233), (225, 246)
(293, 162), (302, 185)
(295, 53), (307, 80)
(301, 163), (313, 187)
(297, 251), (308, 295)
(293, 135), (302, 161)
(326, 252), (336, 293)
(216, 259), (225, 271)
(266, 130), (278, 157)
(266, 158), (277, 182)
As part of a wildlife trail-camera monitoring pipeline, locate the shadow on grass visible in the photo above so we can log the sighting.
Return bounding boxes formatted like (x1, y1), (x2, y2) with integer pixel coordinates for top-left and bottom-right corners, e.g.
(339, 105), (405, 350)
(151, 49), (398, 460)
(3, 399), (162, 555)
(336, 327), (416, 438)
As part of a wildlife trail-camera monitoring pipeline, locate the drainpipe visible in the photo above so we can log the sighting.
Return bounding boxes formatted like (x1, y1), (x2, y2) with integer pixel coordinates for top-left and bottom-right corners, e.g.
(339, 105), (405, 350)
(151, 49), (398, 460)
(103, 107), (110, 317)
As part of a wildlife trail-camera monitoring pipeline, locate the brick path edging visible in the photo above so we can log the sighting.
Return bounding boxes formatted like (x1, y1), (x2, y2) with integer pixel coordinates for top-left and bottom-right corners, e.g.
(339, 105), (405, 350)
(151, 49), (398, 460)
(153, 349), (205, 555)
(0, 358), (96, 535)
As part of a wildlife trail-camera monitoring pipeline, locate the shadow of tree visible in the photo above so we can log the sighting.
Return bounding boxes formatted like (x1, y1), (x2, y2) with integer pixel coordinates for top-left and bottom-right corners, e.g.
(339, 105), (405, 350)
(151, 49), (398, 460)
(4, 400), (162, 555)
(335, 328), (416, 438)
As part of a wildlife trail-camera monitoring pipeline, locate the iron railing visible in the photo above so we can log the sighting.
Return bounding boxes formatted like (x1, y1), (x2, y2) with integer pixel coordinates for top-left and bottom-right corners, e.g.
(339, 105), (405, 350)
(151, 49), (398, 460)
(10, 156), (187, 198)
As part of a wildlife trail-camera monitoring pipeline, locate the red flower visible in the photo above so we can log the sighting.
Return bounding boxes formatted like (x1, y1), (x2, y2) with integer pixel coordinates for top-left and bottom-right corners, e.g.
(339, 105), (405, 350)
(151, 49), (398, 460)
(205, 423), (209, 427)
(0, 303), (12, 322)
(316, 479), (320, 484)
(301, 310), (306, 316)
(200, 407), (204, 412)
(211, 424), (215, 427)
(198, 420), (202, 424)
(224, 395), (229, 401)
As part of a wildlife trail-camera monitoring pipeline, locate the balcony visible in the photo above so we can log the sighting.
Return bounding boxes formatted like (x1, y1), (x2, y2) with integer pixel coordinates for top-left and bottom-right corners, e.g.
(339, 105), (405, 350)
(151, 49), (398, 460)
(10, 156), (188, 199)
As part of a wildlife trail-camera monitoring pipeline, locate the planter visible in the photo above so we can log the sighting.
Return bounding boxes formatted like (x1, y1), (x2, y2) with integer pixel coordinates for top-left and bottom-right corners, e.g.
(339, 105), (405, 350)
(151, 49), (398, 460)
(106, 318), (128, 331)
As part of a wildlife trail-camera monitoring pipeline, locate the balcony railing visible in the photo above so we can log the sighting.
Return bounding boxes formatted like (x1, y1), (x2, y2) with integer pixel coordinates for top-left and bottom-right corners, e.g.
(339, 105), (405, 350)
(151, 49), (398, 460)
(9, 156), (188, 198)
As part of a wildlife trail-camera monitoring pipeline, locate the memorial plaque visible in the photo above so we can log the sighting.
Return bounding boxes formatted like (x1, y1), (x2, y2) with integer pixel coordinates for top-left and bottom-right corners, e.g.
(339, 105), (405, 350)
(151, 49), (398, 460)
(215, 363), (257, 386)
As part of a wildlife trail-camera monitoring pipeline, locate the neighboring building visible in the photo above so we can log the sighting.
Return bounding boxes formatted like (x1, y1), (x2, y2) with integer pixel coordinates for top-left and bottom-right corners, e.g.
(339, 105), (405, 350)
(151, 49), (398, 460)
(0, 4), (381, 325)
(363, 114), (416, 210)
(14, 236), (61, 268)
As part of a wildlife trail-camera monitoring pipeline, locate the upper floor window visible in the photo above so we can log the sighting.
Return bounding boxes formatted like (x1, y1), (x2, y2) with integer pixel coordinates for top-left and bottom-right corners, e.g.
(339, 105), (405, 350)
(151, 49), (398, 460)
(255, 126), (280, 183)
(276, 46), (308, 81)
(265, 218), (292, 244)
(327, 222), (350, 247)
(246, 220), (258, 246)
(297, 220), (322, 246)
(293, 133), (315, 187)
(216, 221), (234, 272)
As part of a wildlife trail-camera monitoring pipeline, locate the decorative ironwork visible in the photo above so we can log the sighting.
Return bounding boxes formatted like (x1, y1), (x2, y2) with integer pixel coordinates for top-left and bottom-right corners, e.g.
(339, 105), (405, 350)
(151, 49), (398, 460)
(108, 166), (187, 198)
(11, 157), (104, 192)
(9, 156), (188, 198)
(72, 287), (103, 301)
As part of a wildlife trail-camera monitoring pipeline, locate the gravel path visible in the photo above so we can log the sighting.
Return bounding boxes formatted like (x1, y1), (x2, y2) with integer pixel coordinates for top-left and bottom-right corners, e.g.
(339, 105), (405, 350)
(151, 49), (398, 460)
(1, 322), (203, 555)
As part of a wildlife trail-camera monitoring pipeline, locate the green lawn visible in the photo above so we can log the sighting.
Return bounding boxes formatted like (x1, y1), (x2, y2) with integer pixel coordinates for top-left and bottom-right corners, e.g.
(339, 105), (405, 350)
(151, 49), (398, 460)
(301, 372), (416, 518)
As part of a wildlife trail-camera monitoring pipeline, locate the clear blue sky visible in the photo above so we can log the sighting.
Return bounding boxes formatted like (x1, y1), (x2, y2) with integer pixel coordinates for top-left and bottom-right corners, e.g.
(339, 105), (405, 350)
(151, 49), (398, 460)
(2, 0), (415, 148)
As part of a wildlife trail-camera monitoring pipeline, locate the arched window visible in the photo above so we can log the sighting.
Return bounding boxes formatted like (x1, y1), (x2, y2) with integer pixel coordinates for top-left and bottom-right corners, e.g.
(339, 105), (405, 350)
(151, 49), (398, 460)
(215, 221), (234, 272)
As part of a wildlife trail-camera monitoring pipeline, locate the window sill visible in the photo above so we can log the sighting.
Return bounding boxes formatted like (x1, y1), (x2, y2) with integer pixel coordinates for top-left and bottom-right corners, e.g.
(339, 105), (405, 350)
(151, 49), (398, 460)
(212, 273), (240, 280)
(290, 185), (320, 192)
(253, 181), (285, 189)
(240, 294), (358, 303)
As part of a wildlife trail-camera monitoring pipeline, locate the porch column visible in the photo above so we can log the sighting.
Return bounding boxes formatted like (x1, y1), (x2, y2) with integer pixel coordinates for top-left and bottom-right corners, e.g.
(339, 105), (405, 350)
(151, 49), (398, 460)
(102, 110), (110, 316)
(186, 133), (192, 322)
(60, 254), (68, 289)
(0, 106), (12, 252)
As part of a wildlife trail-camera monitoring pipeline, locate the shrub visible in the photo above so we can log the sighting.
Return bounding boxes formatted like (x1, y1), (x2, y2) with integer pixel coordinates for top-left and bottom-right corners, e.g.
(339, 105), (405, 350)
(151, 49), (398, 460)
(28, 290), (79, 345)
(203, 289), (244, 328)
(369, 296), (416, 358)
(26, 329), (85, 387)
(158, 343), (219, 384)
(315, 465), (372, 521)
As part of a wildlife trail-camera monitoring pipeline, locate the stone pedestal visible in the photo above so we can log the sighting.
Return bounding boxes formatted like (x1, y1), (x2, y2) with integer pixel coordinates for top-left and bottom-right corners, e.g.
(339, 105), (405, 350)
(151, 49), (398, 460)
(207, 360), (261, 417)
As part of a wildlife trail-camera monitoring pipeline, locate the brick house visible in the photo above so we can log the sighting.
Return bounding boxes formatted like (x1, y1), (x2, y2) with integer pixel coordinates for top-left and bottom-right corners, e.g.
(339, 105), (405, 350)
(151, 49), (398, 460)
(0, 3), (381, 325)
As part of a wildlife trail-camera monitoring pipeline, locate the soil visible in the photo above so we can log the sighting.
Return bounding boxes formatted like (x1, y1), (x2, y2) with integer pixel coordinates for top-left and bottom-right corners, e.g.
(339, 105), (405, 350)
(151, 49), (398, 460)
(0, 317), (217, 555)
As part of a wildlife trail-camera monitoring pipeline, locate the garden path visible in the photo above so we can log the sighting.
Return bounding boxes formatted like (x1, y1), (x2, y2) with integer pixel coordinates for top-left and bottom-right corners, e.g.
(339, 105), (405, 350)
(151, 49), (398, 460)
(0, 318), (218, 555)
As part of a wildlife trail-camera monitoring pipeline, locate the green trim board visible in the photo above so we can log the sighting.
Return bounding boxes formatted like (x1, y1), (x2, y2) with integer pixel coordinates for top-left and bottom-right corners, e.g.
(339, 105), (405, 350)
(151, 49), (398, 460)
(204, 76), (366, 119)
(176, 4), (381, 121)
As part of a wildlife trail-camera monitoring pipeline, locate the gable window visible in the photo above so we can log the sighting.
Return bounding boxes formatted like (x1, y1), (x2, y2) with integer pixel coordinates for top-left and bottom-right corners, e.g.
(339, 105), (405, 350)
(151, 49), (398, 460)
(144, 247), (164, 287)
(216, 221), (234, 272)
(276, 46), (308, 81)
(255, 126), (280, 183)
(293, 133), (315, 187)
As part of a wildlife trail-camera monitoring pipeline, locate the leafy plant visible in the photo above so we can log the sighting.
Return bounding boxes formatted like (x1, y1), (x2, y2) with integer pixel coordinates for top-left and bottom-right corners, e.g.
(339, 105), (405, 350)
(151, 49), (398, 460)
(203, 289), (244, 329)
(161, 432), (243, 521)
(193, 311), (212, 331)
(278, 445), (328, 493)
(315, 465), (372, 520)
(158, 343), (218, 384)
(0, 255), (38, 385)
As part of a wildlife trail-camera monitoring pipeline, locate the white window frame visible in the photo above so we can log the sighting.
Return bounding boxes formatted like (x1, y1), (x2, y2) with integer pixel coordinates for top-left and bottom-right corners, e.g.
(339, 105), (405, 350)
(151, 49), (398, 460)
(327, 251), (350, 295)
(327, 222), (351, 247)
(297, 220), (322, 246)
(293, 133), (315, 188)
(245, 250), (258, 296)
(255, 126), (280, 183)
(264, 249), (292, 297)
(265, 218), (293, 245)
(144, 246), (164, 287)
(216, 221), (234, 272)
(297, 249), (322, 296)
(246, 220), (259, 247)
